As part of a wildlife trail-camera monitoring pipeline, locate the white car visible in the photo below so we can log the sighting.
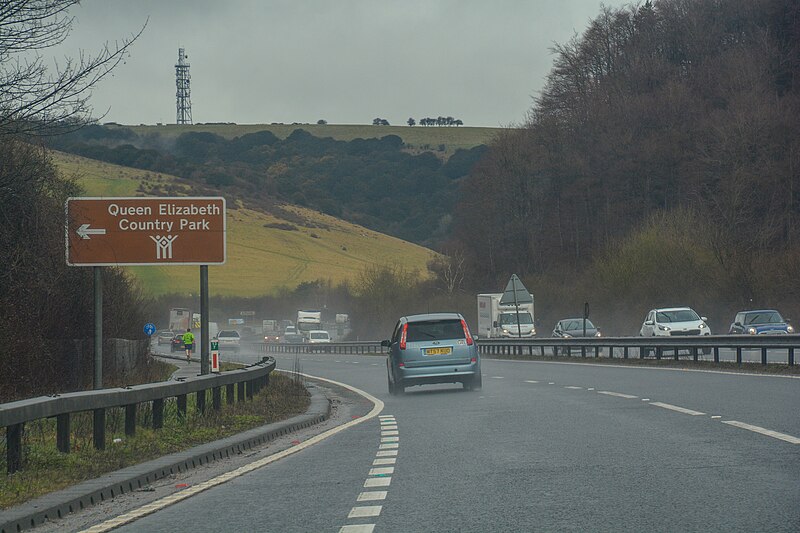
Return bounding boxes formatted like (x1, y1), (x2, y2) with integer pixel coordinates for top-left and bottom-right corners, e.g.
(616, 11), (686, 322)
(640, 307), (711, 337)
(216, 330), (241, 351)
(307, 330), (331, 343)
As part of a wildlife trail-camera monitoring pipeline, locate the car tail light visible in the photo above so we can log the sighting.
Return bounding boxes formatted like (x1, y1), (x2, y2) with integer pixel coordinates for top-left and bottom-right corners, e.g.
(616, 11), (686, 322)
(471, 357), (477, 363)
(399, 323), (408, 350)
(461, 319), (474, 345)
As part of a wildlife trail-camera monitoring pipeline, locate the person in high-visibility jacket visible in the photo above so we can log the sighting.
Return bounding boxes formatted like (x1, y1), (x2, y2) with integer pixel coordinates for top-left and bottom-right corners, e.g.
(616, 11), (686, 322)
(182, 328), (195, 361)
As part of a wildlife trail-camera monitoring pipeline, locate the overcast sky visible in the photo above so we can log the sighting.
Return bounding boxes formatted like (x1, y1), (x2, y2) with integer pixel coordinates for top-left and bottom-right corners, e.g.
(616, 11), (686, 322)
(52, 0), (628, 127)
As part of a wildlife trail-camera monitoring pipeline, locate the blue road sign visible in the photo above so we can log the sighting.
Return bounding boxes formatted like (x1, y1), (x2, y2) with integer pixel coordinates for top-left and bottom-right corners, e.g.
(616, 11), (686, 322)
(144, 323), (156, 336)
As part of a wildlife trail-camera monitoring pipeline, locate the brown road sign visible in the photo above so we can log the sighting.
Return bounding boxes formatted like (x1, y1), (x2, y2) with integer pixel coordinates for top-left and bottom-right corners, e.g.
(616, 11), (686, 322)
(66, 197), (226, 266)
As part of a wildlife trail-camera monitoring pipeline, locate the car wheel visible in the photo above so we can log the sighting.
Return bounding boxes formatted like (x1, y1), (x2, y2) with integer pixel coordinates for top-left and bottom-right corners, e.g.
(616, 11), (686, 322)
(472, 373), (482, 390)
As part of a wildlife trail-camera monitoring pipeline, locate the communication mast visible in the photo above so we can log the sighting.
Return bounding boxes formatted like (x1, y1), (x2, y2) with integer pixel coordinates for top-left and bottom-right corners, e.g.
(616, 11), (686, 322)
(175, 47), (192, 125)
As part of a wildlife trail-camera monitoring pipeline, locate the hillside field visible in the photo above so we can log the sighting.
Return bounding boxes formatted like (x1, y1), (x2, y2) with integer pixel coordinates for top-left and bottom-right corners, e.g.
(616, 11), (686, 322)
(123, 123), (502, 155)
(52, 151), (436, 297)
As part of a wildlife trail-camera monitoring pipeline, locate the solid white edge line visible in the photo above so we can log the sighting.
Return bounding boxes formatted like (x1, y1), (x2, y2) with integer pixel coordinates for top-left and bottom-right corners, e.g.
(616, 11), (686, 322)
(491, 358), (800, 379)
(722, 420), (800, 445)
(649, 401), (705, 416)
(78, 371), (385, 533)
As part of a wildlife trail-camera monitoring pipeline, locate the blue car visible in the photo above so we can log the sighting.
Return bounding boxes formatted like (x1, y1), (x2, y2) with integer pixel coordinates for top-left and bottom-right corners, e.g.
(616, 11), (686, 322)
(383, 312), (481, 394)
(729, 310), (794, 335)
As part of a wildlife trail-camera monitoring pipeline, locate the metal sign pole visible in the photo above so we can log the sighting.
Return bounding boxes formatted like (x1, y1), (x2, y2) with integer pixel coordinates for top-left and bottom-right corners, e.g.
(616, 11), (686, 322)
(93, 266), (103, 389)
(512, 276), (522, 338)
(200, 265), (209, 375)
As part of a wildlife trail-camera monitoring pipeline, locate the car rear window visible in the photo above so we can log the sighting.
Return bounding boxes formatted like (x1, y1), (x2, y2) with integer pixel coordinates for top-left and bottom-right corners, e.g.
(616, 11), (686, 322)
(218, 330), (239, 337)
(310, 332), (328, 339)
(406, 319), (464, 342)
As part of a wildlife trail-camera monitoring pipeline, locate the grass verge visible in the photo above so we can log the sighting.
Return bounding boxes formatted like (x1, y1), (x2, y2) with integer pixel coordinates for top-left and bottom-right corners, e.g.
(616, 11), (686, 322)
(0, 371), (309, 509)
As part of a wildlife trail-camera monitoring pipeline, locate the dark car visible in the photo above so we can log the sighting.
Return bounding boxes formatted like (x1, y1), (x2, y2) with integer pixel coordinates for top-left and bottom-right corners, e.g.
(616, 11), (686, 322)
(729, 310), (794, 335)
(552, 318), (601, 355)
(382, 312), (481, 395)
(170, 333), (188, 352)
(281, 333), (306, 343)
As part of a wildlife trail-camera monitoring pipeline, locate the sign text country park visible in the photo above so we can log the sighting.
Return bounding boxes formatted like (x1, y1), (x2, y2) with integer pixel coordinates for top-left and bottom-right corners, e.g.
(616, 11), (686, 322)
(66, 197), (226, 266)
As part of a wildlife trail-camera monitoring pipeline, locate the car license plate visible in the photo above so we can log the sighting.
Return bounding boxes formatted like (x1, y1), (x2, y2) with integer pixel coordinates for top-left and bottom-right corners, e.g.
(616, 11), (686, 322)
(425, 347), (451, 355)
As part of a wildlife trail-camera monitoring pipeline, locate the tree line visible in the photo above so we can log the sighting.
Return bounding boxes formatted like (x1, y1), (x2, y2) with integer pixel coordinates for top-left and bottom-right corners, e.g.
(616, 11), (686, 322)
(448, 0), (800, 334)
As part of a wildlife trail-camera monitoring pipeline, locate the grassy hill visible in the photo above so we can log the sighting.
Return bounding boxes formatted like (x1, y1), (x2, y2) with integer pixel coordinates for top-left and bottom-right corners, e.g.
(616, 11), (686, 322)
(122, 123), (501, 155)
(52, 151), (436, 297)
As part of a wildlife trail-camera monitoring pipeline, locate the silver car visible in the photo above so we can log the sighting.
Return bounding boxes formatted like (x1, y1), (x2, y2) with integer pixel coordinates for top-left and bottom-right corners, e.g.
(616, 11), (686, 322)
(382, 312), (481, 394)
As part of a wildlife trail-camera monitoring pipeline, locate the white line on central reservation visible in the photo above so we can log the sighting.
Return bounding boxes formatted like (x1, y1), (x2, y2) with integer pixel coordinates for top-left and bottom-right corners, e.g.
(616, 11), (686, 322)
(721, 420), (800, 444)
(649, 402), (705, 416)
(78, 371), (384, 533)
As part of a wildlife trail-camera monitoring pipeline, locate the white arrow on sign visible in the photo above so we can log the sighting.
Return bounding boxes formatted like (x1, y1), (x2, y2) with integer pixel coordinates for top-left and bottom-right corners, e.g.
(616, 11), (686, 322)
(76, 223), (107, 240)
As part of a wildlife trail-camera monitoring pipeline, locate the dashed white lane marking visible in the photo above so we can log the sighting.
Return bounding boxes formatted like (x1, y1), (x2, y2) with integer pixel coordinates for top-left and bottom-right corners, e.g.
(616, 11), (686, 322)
(380, 425), (398, 430)
(711, 415), (722, 419)
(650, 402), (705, 416)
(722, 420), (800, 444)
(378, 415), (394, 418)
(364, 477), (392, 487)
(597, 391), (638, 399)
(339, 525), (375, 533)
(524, 380), (539, 383)
(373, 457), (397, 466)
(587, 387), (595, 391)
(379, 443), (399, 449)
(79, 371), (384, 533)
(369, 467), (394, 476)
(491, 376), (505, 379)
(376, 449), (398, 456)
(357, 491), (388, 502)
(348, 505), (382, 518)
(548, 382), (555, 385)
(381, 430), (399, 436)
(381, 436), (399, 442)
(642, 398), (650, 401)
(371, 363), (379, 366)
(564, 386), (583, 390)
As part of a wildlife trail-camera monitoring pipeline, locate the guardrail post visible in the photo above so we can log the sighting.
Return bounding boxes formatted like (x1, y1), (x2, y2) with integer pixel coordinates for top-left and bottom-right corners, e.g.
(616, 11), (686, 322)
(581, 346), (586, 358)
(57, 413), (70, 453)
(226, 383), (235, 404)
(714, 347), (720, 363)
(761, 347), (767, 365)
(153, 399), (164, 429)
(213, 387), (222, 410)
(237, 381), (246, 402)
(674, 348), (679, 361)
(177, 394), (187, 419)
(93, 408), (105, 450)
(656, 347), (662, 360)
(197, 389), (206, 414)
(594, 346), (599, 358)
(692, 347), (698, 362)
(608, 346), (613, 359)
(736, 347), (742, 365)
(623, 346), (628, 359)
(124, 404), (136, 437)
(7, 423), (22, 474)
(790, 347), (795, 366)
(246, 380), (254, 399)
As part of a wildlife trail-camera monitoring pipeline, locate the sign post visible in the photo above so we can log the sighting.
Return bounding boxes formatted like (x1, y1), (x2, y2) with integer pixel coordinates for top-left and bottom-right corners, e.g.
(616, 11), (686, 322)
(499, 274), (533, 339)
(66, 197), (226, 384)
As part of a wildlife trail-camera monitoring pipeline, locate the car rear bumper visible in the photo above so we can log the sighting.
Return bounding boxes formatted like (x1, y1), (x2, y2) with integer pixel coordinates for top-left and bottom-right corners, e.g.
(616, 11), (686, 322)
(398, 361), (480, 385)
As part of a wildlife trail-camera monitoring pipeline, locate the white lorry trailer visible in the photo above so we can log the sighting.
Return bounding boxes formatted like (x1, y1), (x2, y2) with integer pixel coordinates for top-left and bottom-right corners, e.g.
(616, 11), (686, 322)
(297, 310), (322, 338)
(477, 293), (536, 338)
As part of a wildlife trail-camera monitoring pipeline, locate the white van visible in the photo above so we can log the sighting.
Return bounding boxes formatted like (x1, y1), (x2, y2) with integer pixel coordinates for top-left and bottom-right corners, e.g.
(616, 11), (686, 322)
(307, 330), (331, 343)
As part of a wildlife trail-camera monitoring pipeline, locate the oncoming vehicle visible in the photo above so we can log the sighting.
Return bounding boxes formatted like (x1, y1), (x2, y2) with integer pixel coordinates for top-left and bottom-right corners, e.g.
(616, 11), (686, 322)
(281, 333), (305, 344)
(157, 330), (175, 345)
(551, 318), (601, 356)
(216, 330), (241, 352)
(729, 310), (794, 335)
(307, 330), (331, 343)
(382, 312), (481, 395)
(640, 307), (711, 337)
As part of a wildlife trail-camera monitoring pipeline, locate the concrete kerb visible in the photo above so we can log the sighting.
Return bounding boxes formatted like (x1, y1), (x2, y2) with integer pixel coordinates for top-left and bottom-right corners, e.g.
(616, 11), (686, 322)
(0, 385), (331, 533)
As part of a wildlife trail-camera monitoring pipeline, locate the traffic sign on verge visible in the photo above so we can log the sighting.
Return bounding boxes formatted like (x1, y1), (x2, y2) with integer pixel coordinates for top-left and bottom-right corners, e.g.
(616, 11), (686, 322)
(65, 197), (226, 266)
(499, 274), (532, 305)
(144, 323), (156, 336)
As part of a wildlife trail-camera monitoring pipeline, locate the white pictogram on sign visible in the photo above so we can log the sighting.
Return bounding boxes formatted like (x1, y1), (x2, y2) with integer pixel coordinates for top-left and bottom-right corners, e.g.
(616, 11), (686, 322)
(149, 235), (178, 259)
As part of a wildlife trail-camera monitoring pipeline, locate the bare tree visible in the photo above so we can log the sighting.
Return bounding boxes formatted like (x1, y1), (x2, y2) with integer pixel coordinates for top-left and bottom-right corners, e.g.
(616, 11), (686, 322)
(0, 0), (144, 137)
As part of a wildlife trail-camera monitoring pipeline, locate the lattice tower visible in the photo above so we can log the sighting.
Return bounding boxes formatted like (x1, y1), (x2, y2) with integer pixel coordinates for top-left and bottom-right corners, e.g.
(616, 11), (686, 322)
(175, 47), (192, 125)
